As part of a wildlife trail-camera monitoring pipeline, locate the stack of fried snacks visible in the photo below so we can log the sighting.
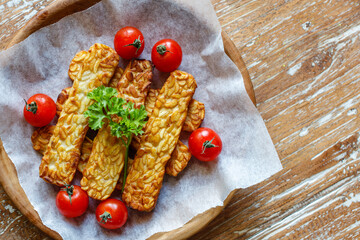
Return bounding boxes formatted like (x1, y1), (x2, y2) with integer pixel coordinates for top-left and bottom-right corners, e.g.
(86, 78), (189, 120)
(33, 46), (205, 207)
(122, 70), (197, 211)
(80, 60), (153, 200)
(39, 44), (119, 186)
(33, 75), (204, 185)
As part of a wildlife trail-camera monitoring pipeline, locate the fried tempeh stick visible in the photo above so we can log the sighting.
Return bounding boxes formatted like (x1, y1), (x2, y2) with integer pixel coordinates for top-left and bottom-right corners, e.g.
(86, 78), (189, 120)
(122, 70), (197, 211)
(165, 141), (192, 177)
(143, 89), (204, 176)
(32, 125), (190, 177)
(55, 84), (201, 178)
(77, 137), (93, 173)
(39, 43), (119, 186)
(56, 87), (70, 117)
(32, 126), (93, 174)
(31, 125), (130, 189)
(131, 135), (192, 177)
(56, 69), (125, 117)
(145, 89), (205, 132)
(31, 125), (55, 155)
(80, 60), (152, 200)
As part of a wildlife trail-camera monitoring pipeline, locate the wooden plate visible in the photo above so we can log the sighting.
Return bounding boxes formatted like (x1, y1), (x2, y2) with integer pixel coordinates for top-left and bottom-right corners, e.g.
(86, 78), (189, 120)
(0, 1), (256, 239)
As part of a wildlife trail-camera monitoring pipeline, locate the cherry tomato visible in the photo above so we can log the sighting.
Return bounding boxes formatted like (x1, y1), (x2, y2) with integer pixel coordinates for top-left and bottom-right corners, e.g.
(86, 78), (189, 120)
(23, 93), (56, 127)
(114, 26), (145, 60)
(151, 39), (182, 72)
(56, 185), (89, 218)
(188, 127), (222, 162)
(96, 198), (128, 229)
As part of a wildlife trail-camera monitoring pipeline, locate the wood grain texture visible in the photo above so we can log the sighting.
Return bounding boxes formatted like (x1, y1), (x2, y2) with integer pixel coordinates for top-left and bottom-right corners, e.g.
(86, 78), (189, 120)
(1, 0), (360, 239)
(0, 1), (253, 239)
(190, 0), (360, 239)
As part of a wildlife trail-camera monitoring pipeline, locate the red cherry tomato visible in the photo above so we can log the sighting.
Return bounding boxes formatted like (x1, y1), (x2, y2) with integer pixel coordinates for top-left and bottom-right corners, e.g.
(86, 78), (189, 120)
(188, 127), (222, 162)
(114, 26), (145, 60)
(23, 94), (56, 127)
(151, 39), (182, 72)
(56, 185), (89, 218)
(96, 199), (128, 230)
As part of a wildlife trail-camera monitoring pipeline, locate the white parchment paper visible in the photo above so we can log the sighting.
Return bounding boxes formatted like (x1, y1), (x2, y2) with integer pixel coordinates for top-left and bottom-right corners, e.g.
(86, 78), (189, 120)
(0, 0), (282, 239)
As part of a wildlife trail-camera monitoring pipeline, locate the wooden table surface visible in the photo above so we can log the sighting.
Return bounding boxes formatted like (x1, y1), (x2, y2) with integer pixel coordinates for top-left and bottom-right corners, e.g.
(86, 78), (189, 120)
(1, 0), (360, 239)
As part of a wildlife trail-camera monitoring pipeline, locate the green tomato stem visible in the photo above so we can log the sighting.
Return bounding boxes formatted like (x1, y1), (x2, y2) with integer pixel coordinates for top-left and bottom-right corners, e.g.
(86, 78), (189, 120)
(24, 99), (38, 114)
(201, 137), (218, 154)
(123, 36), (142, 54)
(156, 44), (173, 55)
(99, 211), (112, 224)
(60, 184), (74, 205)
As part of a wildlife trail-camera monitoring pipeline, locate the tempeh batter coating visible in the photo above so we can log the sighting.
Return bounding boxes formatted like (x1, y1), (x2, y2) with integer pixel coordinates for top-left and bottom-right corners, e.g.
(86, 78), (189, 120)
(31, 125), (56, 155)
(80, 60), (152, 200)
(145, 89), (205, 132)
(31, 125), (129, 189)
(77, 136), (93, 173)
(122, 70), (197, 211)
(31, 126), (93, 174)
(39, 43), (119, 186)
(165, 141), (192, 177)
(131, 134), (192, 177)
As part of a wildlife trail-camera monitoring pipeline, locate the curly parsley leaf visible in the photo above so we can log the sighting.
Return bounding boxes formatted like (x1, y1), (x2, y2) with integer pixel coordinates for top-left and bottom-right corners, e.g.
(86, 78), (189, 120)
(84, 102), (108, 130)
(84, 86), (148, 139)
(87, 85), (117, 108)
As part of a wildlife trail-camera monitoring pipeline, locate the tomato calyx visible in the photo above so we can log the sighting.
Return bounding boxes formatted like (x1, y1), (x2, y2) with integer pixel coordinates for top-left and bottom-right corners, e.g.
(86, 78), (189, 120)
(99, 211), (112, 224)
(123, 36), (143, 54)
(60, 184), (74, 204)
(24, 99), (38, 114)
(201, 137), (218, 154)
(156, 44), (172, 55)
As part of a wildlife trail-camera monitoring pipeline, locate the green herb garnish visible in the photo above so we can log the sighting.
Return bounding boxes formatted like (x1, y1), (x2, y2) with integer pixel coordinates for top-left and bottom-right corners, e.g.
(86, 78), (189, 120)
(84, 86), (148, 192)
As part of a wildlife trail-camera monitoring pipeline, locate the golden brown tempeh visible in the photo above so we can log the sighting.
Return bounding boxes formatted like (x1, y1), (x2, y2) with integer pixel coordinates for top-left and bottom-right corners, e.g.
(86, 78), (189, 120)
(145, 89), (205, 132)
(183, 99), (205, 132)
(56, 87), (71, 117)
(31, 126), (93, 174)
(143, 88), (158, 117)
(81, 120), (126, 200)
(108, 67), (124, 89)
(58, 88), (204, 132)
(165, 141), (192, 177)
(56, 68), (124, 118)
(77, 137), (93, 174)
(122, 70), (197, 211)
(56, 77), (199, 177)
(39, 43), (119, 186)
(80, 60), (152, 200)
(131, 135), (192, 177)
(31, 125), (56, 155)
(32, 125), (189, 177)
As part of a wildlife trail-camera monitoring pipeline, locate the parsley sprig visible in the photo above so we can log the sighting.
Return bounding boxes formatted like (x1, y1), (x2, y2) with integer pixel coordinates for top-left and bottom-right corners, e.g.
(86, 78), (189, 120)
(84, 86), (148, 191)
